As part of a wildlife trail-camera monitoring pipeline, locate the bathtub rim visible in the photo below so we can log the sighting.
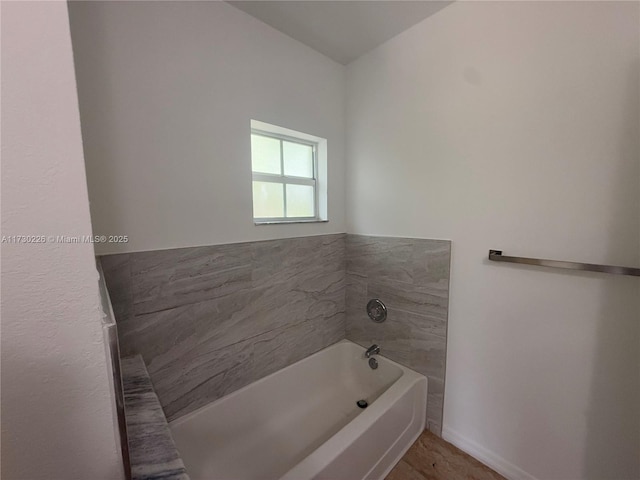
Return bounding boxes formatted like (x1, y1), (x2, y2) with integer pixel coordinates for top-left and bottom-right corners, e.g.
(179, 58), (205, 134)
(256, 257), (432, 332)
(169, 339), (428, 480)
(170, 339), (417, 428)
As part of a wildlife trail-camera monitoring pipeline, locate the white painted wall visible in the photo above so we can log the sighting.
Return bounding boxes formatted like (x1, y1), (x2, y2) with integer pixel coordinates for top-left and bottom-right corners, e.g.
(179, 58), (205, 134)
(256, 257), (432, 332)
(1, 2), (123, 479)
(68, 1), (346, 255)
(346, 2), (640, 479)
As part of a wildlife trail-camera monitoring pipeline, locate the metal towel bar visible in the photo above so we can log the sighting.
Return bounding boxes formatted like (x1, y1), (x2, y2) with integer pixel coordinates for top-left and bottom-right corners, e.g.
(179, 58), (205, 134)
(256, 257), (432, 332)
(488, 250), (640, 277)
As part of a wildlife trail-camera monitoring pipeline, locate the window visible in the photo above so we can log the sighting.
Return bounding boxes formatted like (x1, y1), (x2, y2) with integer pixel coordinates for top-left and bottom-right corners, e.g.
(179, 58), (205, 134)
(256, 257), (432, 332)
(250, 120), (327, 224)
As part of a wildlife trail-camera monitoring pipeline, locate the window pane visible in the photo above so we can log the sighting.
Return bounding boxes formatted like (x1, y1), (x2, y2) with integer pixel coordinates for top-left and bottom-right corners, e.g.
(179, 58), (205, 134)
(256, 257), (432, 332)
(286, 184), (315, 218)
(283, 141), (313, 178)
(253, 181), (284, 218)
(251, 134), (281, 175)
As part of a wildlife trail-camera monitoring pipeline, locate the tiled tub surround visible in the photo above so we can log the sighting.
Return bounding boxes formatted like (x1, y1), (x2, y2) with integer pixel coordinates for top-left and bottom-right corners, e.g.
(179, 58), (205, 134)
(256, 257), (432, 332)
(102, 233), (451, 434)
(101, 234), (346, 421)
(344, 235), (451, 435)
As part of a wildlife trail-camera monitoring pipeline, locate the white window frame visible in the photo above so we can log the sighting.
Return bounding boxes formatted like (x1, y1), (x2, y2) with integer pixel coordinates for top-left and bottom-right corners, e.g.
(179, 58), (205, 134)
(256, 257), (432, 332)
(251, 129), (320, 223)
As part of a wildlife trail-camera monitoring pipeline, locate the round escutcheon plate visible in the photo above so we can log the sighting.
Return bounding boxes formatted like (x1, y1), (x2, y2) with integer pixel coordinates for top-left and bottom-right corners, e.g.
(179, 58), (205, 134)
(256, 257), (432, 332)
(366, 298), (387, 323)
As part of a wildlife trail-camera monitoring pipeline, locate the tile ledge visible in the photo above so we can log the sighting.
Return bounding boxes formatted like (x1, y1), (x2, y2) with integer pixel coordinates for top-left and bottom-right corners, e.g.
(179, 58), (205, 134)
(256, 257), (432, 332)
(121, 354), (190, 480)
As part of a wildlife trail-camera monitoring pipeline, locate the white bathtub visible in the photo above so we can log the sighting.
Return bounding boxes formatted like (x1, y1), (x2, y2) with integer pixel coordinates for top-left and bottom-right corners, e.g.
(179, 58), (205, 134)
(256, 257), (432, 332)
(169, 339), (427, 480)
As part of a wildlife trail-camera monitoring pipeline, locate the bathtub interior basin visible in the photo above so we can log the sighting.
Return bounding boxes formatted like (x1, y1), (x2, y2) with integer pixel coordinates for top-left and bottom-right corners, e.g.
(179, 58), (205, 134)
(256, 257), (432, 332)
(169, 339), (427, 480)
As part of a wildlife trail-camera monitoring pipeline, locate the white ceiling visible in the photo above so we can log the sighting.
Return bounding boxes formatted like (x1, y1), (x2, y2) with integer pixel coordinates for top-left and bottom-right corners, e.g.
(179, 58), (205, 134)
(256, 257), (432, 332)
(227, 1), (453, 65)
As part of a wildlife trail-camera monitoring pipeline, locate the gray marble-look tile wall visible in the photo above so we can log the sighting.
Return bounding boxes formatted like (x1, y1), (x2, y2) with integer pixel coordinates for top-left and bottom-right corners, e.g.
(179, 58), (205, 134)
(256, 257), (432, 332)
(344, 234), (451, 435)
(101, 234), (345, 421)
(103, 232), (452, 437)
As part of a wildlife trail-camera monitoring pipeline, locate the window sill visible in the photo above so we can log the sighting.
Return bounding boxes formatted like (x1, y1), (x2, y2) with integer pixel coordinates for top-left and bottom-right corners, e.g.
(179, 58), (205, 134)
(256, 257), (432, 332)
(254, 219), (329, 226)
